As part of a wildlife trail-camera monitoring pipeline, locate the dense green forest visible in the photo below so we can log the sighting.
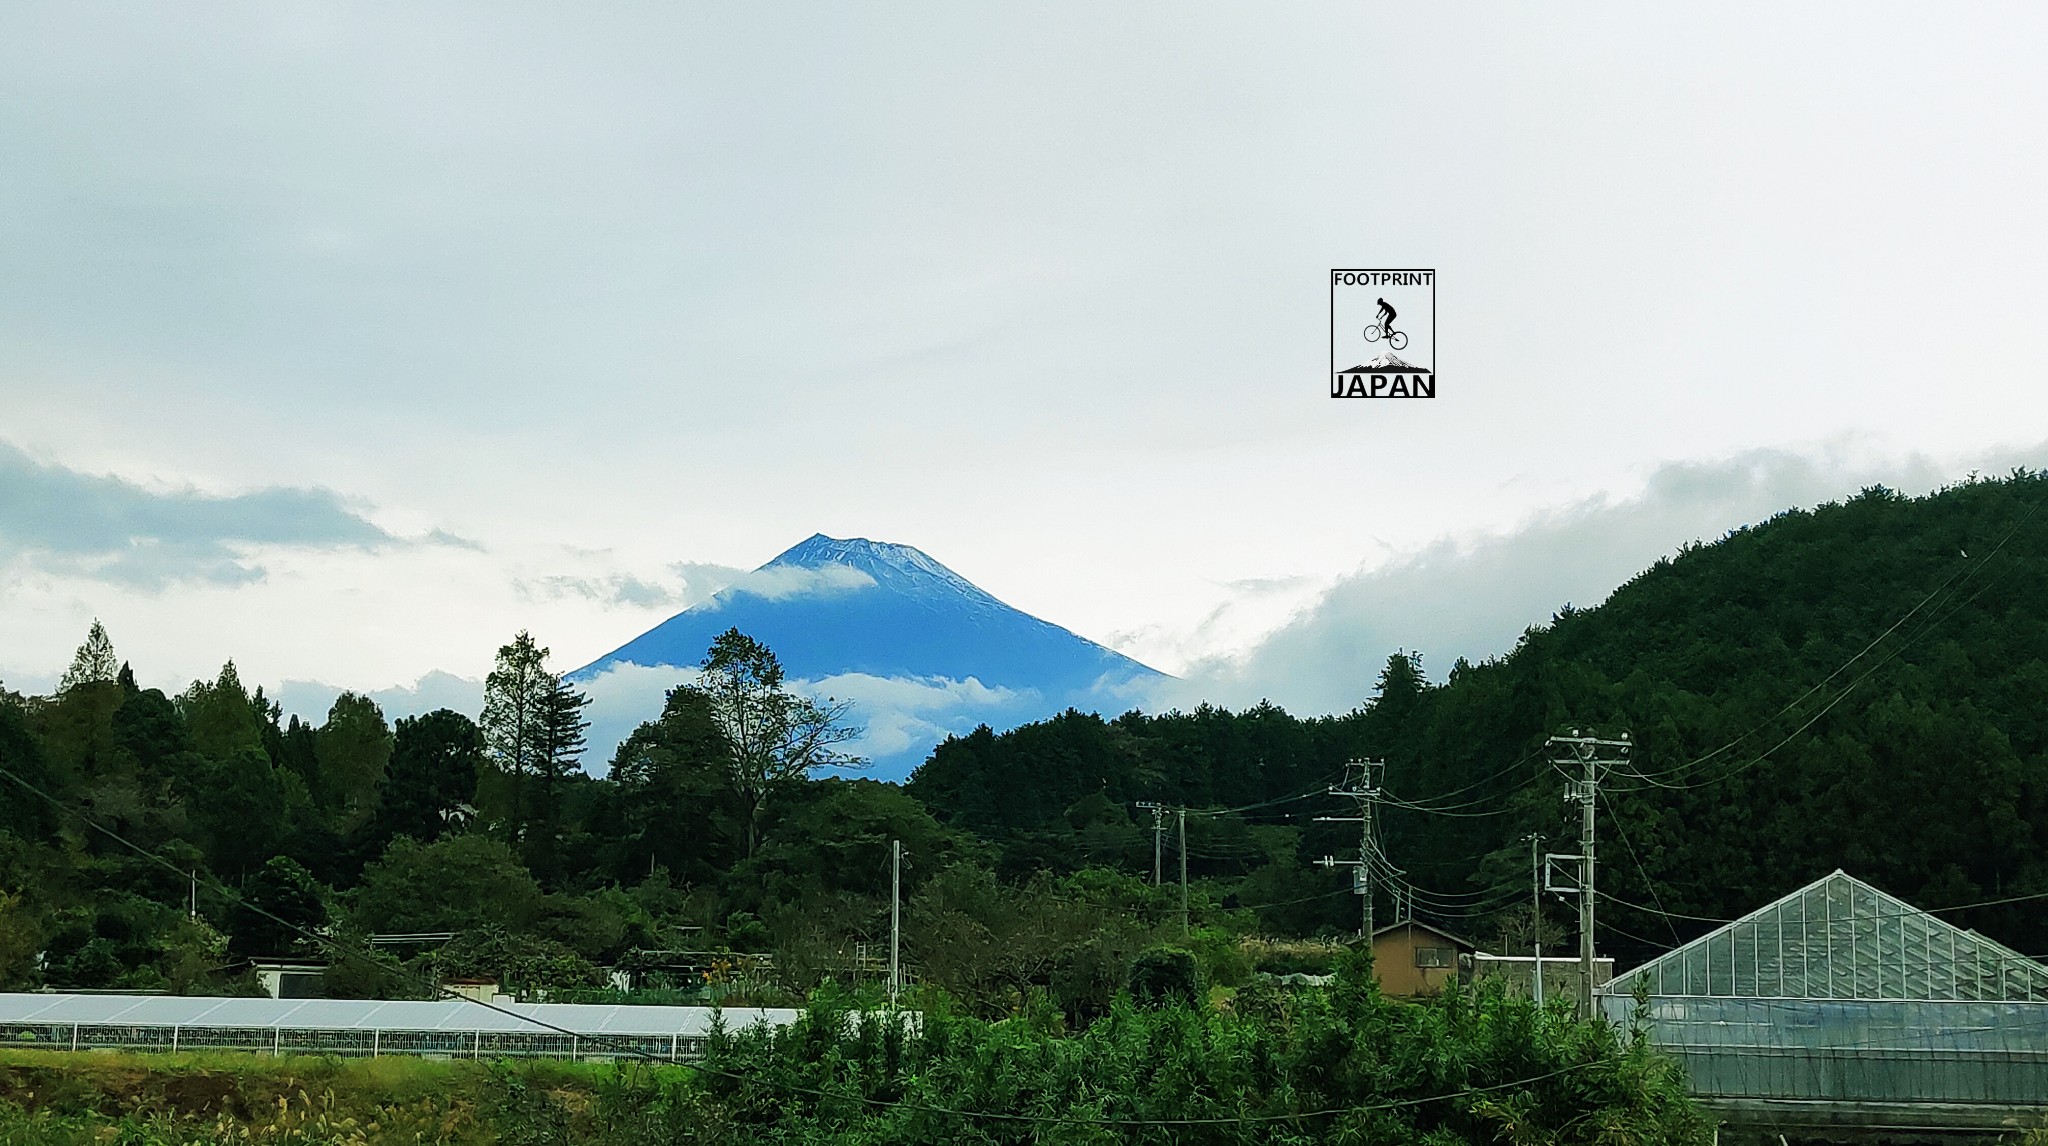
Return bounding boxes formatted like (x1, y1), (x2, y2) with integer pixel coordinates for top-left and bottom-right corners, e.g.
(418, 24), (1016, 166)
(2, 471), (2047, 1010)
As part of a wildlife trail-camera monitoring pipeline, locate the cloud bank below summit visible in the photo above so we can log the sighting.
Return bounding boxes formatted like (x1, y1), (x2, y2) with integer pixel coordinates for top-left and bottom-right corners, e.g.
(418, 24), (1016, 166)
(569, 662), (1035, 777)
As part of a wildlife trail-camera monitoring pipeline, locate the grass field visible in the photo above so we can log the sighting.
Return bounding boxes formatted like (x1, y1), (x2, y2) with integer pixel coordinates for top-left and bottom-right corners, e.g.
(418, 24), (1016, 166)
(0, 1048), (680, 1144)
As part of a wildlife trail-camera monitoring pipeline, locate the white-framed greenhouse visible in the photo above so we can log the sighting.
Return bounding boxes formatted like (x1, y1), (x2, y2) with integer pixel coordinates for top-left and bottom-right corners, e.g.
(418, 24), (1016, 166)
(1598, 870), (2048, 1112)
(0, 993), (800, 1061)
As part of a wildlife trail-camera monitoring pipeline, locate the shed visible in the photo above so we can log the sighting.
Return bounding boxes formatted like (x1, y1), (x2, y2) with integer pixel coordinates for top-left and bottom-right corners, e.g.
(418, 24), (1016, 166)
(1370, 921), (1476, 997)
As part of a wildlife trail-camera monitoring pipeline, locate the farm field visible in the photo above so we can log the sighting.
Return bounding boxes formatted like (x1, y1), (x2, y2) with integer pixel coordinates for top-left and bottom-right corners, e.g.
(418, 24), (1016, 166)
(0, 1048), (648, 1144)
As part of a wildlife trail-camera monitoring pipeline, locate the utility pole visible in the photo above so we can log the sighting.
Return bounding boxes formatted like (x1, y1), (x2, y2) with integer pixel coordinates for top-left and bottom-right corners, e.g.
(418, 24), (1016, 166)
(189, 871), (197, 921)
(889, 839), (902, 1006)
(1177, 808), (1189, 936)
(1529, 833), (1546, 1007)
(1546, 730), (1630, 1016)
(1316, 758), (1385, 941)
(1135, 801), (1166, 885)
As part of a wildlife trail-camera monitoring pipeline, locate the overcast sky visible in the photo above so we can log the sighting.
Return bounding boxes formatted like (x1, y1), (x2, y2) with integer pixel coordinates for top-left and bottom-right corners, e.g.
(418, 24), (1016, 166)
(5, 4), (2047, 730)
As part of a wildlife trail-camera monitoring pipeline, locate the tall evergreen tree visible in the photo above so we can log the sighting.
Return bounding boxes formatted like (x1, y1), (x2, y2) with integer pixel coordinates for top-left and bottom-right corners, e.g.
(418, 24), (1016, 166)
(542, 677), (591, 782)
(178, 661), (264, 761)
(480, 631), (552, 841)
(315, 692), (393, 830)
(58, 620), (119, 693)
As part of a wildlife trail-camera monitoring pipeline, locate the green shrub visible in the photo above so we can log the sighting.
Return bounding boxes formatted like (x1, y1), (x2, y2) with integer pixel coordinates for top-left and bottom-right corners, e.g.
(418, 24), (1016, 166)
(1127, 944), (1201, 1007)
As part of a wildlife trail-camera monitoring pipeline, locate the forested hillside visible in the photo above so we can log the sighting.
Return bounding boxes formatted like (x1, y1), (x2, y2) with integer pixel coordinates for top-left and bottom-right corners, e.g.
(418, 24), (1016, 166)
(914, 472), (2048, 965)
(1, 472), (2045, 1006)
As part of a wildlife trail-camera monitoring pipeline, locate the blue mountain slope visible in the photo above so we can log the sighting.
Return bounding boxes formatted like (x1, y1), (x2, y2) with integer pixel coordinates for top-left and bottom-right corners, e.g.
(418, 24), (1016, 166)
(571, 534), (1163, 698)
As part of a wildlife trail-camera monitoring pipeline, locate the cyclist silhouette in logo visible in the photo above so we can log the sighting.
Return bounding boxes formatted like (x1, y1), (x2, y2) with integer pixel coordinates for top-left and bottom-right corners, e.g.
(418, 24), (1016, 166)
(1365, 297), (1408, 351)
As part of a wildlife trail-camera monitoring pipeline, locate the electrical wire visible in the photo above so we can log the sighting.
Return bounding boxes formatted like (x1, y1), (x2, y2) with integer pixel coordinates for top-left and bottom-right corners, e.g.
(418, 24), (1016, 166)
(1612, 495), (2041, 791)
(1598, 884), (2048, 926)
(1378, 743), (1553, 814)
(1363, 852), (1523, 916)
(1599, 792), (1680, 944)
(1183, 770), (1349, 817)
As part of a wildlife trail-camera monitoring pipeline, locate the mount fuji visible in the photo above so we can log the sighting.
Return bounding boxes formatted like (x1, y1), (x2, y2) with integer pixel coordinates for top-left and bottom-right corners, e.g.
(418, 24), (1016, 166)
(570, 535), (1167, 777)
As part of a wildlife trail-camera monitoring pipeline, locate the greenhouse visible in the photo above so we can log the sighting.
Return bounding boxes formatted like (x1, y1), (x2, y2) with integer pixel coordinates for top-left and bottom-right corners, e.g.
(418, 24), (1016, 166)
(0, 993), (801, 1061)
(1599, 870), (2048, 1122)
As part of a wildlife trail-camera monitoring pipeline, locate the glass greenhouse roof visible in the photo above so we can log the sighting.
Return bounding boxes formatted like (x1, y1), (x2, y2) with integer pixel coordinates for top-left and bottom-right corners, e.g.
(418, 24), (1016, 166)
(1605, 870), (2048, 1002)
(0, 993), (799, 1038)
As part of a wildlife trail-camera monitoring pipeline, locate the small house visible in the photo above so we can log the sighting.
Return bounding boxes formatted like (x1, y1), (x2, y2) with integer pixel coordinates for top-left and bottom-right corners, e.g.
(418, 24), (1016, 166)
(1370, 921), (1477, 997)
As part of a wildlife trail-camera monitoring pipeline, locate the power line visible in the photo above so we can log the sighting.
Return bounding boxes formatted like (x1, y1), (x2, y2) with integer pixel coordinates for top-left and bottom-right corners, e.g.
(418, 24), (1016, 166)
(1378, 743), (1553, 814)
(1600, 791), (1680, 944)
(1596, 884), (2048, 926)
(1613, 496), (2041, 792)
(1186, 773), (1349, 817)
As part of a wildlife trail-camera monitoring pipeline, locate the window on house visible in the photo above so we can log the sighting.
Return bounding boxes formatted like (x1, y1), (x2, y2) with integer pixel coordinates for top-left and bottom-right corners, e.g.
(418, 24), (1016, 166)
(1414, 947), (1454, 969)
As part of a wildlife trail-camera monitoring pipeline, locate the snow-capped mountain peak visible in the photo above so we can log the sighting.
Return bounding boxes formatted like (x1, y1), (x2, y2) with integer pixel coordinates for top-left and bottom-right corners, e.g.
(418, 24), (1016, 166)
(764, 534), (993, 603)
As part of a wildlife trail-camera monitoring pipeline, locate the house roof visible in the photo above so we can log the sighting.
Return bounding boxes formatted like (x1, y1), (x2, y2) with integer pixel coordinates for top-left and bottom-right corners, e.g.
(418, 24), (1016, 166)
(1604, 869), (2048, 1002)
(1372, 919), (1478, 950)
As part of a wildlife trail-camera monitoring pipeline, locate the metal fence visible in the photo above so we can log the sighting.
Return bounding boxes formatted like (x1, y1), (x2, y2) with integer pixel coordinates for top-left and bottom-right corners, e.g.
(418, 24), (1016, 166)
(0, 994), (805, 1063)
(1, 1021), (711, 1061)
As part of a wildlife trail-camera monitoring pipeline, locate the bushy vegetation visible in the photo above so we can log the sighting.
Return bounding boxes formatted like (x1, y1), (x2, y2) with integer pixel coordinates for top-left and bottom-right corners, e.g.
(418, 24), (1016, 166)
(0, 959), (1709, 1145)
(676, 966), (1706, 1145)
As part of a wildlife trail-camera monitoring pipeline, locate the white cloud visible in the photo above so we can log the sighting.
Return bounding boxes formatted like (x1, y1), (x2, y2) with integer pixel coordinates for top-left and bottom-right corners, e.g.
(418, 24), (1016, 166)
(521, 561), (748, 611)
(571, 661), (1035, 779)
(801, 671), (1024, 712)
(793, 672), (1033, 774)
(710, 564), (876, 604)
(273, 670), (482, 728)
(575, 661), (699, 772)
(1101, 572), (1334, 677)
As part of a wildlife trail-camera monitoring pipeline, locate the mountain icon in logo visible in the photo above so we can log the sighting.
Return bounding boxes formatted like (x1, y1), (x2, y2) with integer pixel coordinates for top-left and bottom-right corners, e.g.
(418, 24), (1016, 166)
(1350, 352), (1425, 372)
(1332, 350), (1434, 398)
